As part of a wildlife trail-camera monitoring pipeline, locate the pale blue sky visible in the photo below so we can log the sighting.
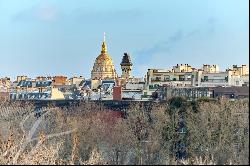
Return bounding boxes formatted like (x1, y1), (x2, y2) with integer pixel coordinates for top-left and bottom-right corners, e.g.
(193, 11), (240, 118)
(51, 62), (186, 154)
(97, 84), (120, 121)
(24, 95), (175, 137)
(0, 0), (249, 80)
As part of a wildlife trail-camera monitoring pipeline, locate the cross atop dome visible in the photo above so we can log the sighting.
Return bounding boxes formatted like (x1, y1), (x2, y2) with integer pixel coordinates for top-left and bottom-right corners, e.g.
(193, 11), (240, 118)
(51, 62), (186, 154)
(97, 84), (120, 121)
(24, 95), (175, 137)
(103, 32), (106, 42)
(101, 32), (107, 54)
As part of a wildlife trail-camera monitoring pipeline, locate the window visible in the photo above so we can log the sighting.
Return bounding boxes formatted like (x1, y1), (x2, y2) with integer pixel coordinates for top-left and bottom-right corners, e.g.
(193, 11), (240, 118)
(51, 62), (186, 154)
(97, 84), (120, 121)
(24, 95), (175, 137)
(186, 75), (192, 81)
(179, 75), (185, 81)
(156, 77), (161, 81)
(149, 84), (159, 90)
(225, 76), (228, 82)
(152, 77), (161, 82)
(204, 76), (208, 81)
(164, 76), (170, 81)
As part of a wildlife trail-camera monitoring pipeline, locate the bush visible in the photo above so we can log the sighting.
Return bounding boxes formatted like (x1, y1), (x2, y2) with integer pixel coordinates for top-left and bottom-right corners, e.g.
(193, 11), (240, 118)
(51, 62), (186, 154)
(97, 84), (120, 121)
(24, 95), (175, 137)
(169, 97), (187, 109)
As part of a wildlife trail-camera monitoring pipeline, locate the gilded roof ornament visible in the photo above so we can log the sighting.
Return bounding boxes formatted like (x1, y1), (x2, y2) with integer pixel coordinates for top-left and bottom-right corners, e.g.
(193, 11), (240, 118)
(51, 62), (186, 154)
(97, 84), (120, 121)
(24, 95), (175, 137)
(101, 32), (107, 53)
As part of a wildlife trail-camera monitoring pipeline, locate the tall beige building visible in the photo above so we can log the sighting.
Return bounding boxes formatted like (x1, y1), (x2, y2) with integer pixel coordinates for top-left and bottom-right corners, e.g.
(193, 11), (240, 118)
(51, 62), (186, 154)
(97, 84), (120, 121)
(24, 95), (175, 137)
(202, 64), (220, 73)
(91, 36), (117, 80)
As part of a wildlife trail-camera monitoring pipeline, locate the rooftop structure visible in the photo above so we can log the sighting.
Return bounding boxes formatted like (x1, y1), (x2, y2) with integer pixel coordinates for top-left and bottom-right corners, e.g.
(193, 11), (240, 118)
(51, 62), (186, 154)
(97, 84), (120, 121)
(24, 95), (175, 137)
(120, 53), (133, 80)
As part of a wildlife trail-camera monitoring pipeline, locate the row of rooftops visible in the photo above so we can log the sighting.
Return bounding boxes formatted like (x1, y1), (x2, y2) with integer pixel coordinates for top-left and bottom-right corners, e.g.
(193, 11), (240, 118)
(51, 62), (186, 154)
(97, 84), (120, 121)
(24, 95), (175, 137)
(17, 80), (53, 88)
(148, 64), (249, 74)
(16, 75), (83, 81)
(1, 64), (248, 86)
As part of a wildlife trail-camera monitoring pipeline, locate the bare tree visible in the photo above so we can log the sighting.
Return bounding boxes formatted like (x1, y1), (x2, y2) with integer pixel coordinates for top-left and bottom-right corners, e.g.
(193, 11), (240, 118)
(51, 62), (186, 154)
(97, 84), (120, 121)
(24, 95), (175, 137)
(186, 98), (249, 165)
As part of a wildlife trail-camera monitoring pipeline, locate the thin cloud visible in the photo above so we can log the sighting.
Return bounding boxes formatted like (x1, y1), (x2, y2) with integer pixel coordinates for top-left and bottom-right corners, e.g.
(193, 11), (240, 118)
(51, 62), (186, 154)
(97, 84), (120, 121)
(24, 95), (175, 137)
(185, 29), (201, 38)
(69, 8), (144, 23)
(12, 5), (59, 22)
(207, 16), (219, 36)
(135, 30), (184, 64)
(12, 6), (144, 24)
(36, 6), (58, 21)
(135, 17), (219, 65)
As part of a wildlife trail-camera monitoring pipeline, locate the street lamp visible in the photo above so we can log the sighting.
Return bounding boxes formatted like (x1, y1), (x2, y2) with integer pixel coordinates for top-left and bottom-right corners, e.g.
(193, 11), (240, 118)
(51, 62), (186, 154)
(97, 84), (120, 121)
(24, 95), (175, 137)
(99, 86), (103, 101)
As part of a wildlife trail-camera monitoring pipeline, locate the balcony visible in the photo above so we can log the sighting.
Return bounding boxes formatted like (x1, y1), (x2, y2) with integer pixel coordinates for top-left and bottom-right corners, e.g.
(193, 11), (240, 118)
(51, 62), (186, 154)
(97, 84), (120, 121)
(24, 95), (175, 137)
(201, 78), (227, 83)
(151, 77), (161, 82)
(149, 84), (159, 90)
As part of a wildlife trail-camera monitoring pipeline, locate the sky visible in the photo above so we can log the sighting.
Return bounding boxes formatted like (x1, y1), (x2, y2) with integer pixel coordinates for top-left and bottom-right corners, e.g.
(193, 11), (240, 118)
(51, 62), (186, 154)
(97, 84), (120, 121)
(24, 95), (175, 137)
(0, 0), (249, 80)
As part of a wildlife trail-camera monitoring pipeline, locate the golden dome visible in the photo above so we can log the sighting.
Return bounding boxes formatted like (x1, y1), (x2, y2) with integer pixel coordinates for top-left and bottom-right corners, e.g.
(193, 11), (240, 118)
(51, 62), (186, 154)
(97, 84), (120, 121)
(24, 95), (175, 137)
(96, 43), (113, 63)
(91, 39), (117, 80)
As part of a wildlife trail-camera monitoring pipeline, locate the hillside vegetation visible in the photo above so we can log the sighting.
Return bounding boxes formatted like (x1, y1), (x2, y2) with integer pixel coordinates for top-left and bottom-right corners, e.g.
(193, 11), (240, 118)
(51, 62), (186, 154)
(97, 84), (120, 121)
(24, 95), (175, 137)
(0, 98), (248, 165)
